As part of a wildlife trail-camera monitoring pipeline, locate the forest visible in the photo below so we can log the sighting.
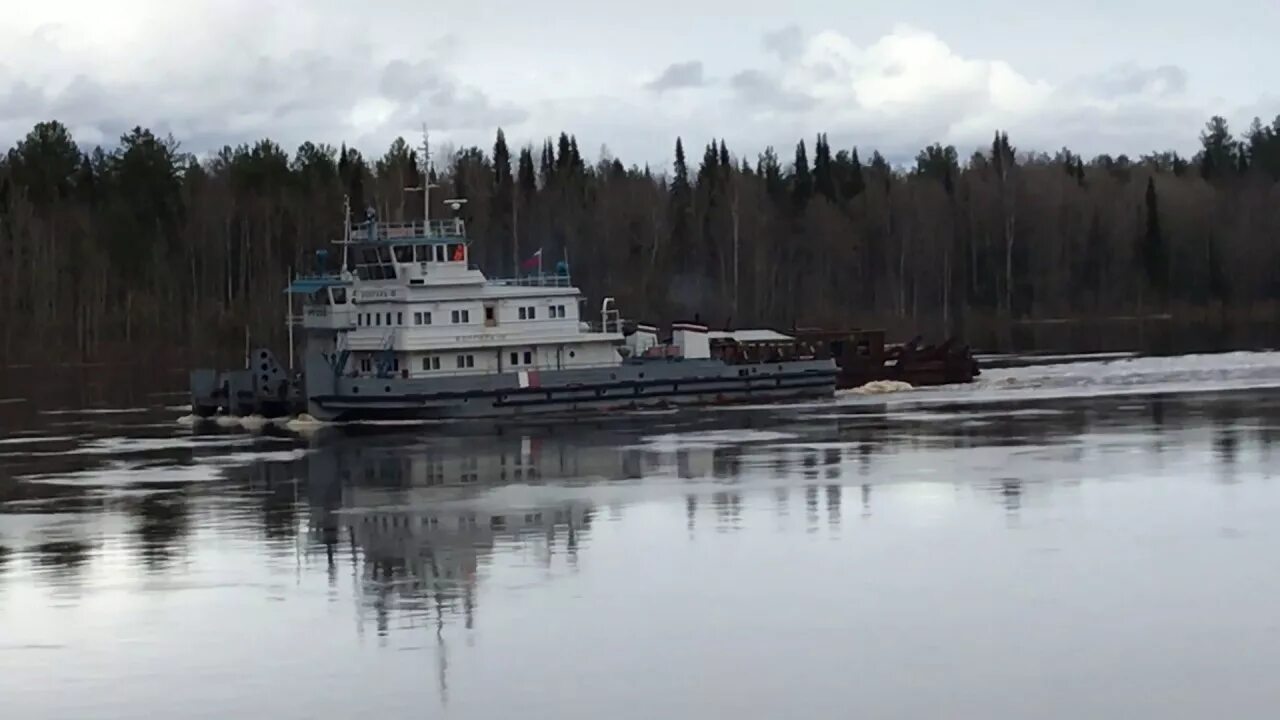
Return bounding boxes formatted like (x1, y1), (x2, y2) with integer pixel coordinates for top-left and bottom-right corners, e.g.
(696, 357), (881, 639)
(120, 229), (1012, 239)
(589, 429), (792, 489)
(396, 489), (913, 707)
(2, 115), (1279, 365)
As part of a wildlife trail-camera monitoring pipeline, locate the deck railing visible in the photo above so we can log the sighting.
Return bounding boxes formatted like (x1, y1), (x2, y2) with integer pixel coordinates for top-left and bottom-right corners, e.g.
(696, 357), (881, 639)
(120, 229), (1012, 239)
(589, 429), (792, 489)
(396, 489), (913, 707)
(349, 218), (466, 241)
(487, 274), (574, 288)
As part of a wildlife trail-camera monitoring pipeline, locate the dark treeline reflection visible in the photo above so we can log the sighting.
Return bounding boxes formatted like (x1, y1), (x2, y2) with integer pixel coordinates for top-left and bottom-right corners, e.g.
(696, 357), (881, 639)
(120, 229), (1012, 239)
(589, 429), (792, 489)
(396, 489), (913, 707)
(129, 492), (190, 570)
(5, 393), (1277, 612)
(5, 115), (1280, 364)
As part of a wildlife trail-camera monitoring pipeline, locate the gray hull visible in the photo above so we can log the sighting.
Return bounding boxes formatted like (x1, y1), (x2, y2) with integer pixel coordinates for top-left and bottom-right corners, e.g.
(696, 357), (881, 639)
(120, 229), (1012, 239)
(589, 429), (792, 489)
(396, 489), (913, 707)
(306, 358), (837, 421)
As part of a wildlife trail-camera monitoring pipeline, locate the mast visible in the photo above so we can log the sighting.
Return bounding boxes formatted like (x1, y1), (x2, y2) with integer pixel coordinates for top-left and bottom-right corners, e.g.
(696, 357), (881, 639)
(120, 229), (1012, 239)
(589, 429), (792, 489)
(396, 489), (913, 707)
(405, 124), (438, 226)
(341, 194), (351, 271)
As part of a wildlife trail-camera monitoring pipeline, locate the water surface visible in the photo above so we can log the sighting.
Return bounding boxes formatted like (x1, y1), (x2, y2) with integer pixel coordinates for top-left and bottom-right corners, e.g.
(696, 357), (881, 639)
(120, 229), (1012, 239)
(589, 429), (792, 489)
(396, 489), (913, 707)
(3, 353), (1280, 719)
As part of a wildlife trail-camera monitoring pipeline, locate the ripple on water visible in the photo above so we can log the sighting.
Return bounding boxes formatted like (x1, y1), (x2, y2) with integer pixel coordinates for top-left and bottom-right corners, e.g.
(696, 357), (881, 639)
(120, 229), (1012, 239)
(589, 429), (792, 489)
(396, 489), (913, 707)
(38, 407), (153, 416)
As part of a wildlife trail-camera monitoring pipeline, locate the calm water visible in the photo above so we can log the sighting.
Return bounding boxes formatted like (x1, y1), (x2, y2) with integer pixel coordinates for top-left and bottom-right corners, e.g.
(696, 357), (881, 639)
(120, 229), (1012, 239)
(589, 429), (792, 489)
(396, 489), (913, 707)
(4, 352), (1280, 719)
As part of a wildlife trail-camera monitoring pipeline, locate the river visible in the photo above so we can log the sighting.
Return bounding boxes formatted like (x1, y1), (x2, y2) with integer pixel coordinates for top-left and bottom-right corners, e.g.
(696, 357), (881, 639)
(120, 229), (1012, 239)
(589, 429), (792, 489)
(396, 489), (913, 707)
(3, 351), (1280, 719)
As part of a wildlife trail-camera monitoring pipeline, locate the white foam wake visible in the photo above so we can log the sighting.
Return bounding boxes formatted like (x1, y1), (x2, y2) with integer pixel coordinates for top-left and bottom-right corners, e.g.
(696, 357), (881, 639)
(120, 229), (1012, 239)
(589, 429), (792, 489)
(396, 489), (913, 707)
(838, 380), (915, 396)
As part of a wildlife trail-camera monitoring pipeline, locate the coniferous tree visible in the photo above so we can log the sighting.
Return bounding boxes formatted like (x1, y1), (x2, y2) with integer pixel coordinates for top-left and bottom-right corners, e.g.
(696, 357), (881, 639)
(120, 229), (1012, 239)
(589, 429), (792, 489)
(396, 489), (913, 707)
(791, 139), (812, 212)
(813, 134), (836, 202)
(1140, 176), (1167, 300)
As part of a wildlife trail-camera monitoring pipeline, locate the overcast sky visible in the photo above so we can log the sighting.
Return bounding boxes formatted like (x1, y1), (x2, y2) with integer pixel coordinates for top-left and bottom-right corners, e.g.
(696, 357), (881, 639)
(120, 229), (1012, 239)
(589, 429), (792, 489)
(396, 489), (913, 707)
(3, 0), (1277, 168)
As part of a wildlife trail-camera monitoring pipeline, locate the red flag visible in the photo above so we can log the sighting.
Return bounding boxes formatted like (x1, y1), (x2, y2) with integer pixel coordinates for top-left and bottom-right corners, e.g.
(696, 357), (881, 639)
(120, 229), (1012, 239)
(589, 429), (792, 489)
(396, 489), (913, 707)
(521, 248), (543, 271)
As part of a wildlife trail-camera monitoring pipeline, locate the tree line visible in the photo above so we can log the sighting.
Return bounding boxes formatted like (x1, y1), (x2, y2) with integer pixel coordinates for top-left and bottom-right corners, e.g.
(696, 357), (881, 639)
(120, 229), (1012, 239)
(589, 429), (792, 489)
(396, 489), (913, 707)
(2, 115), (1280, 365)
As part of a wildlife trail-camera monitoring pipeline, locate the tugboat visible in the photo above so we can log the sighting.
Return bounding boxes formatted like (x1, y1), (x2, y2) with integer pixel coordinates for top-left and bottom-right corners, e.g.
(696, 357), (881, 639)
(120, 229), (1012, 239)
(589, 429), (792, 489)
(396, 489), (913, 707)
(189, 136), (837, 422)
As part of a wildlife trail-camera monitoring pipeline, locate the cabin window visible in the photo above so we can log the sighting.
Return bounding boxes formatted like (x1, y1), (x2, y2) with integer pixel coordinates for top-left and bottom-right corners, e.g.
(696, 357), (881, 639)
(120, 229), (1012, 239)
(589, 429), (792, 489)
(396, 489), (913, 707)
(396, 312), (403, 325)
(523, 350), (533, 365)
(414, 312), (422, 325)
(391, 357), (400, 372)
(448, 243), (466, 262)
(375, 314), (382, 327)
(557, 305), (566, 318)
(435, 245), (445, 263)
(421, 357), (441, 371)
(360, 357), (372, 373)
(332, 288), (347, 305)
(509, 351), (519, 366)
(357, 314), (364, 326)
(528, 307), (537, 320)
(393, 245), (413, 263)
(385, 312), (392, 326)
(485, 306), (495, 321)
(518, 307), (527, 320)
(456, 355), (475, 369)
(415, 245), (429, 262)
(423, 311), (432, 325)
(451, 310), (460, 323)
(376, 246), (393, 263)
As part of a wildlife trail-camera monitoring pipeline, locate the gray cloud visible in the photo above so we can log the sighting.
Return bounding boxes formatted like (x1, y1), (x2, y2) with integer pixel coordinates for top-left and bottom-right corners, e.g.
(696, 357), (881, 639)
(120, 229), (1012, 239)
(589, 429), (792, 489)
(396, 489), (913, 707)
(729, 70), (816, 111)
(644, 61), (705, 92)
(1082, 63), (1189, 98)
(0, 39), (524, 156)
(762, 25), (804, 62)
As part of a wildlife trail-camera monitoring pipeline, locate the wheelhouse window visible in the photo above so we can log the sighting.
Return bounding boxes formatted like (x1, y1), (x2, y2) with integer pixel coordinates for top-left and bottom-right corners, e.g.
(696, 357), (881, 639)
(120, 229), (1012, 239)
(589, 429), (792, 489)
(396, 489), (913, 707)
(393, 245), (413, 263)
(434, 245), (446, 263)
(448, 243), (466, 263)
(332, 288), (347, 305)
(415, 245), (429, 262)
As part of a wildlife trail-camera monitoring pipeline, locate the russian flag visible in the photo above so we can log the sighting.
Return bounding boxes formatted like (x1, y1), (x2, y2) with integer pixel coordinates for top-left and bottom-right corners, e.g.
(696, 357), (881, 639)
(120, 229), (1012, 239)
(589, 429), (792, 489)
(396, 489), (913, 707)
(520, 248), (543, 272)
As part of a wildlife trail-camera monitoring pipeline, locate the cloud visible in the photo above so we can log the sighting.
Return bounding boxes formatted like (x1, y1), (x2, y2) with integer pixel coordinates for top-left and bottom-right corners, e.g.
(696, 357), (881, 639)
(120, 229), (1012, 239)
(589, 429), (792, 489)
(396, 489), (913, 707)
(0, 22), (523, 157)
(0, 5), (1260, 169)
(644, 61), (706, 92)
(729, 70), (816, 111)
(762, 25), (804, 62)
(1076, 63), (1189, 99)
(707, 25), (1224, 162)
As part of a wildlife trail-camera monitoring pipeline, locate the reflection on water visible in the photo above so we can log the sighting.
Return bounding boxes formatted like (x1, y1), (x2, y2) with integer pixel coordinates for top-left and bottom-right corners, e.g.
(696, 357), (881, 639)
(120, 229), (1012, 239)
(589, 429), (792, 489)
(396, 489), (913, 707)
(3, 371), (1280, 717)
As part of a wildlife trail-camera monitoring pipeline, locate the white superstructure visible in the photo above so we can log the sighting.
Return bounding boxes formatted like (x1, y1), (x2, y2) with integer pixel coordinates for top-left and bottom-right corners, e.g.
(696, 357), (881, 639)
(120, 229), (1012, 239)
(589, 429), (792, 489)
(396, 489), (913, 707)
(296, 133), (624, 383)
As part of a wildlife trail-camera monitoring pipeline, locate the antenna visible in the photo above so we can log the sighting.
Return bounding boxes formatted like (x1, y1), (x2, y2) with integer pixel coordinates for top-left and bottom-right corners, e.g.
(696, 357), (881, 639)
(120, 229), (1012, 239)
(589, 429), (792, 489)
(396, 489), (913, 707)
(341, 194), (351, 270)
(403, 123), (438, 224)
